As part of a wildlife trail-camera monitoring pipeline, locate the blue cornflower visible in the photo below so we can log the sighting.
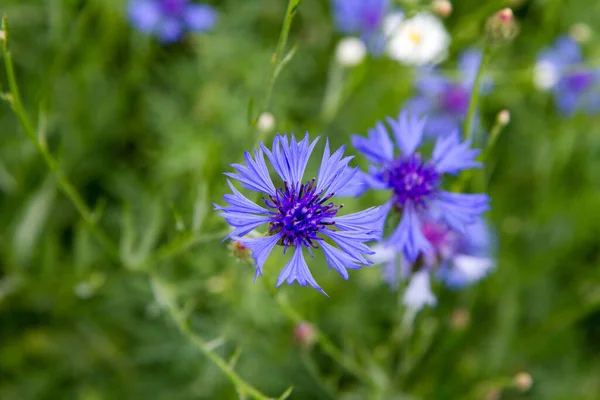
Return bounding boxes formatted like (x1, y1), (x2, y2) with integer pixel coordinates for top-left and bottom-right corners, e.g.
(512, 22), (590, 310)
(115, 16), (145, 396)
(350, 109), (490, 263)
(216, 134), (383, 295)
(406, 49), (489, 137)
(534, 36), (600, 116)
(370, 218), (495, 311)
(128, 0), (217, 43)
(332, 0), (391, 53)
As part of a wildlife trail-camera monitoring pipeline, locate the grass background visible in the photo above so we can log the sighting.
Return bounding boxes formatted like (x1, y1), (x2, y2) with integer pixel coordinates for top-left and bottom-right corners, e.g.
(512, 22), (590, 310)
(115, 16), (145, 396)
(2, 0), (600, 399)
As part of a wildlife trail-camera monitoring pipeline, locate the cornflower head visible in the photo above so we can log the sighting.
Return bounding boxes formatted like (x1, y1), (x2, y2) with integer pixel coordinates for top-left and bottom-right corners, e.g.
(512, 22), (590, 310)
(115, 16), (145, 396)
(534, 36), (600, 116)
(332, 0), (392, 54)
(370, 218), (495, 311)
(128, 0), (217, 43)
(350, 109), (490, 264)
(216, 134), (383, 296)
(406, 49), (491, 137)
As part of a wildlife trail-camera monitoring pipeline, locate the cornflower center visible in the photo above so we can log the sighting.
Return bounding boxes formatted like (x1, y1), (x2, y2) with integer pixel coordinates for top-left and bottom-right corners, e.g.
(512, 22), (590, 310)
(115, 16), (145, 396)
(564, 70), (595, 93)
(264, 179), (342, 249)
(383, 154), (439, 209)
(441, 84), (470, 116)
(160, 0), (187, 16)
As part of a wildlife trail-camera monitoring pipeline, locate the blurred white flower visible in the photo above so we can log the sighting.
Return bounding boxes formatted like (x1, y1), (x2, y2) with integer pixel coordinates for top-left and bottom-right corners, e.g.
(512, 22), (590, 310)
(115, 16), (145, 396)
(533, 60), (559, 90)
(386, 12), (450, 66)
(256, 112), (275, 133)
(403, 270), (437, 311)
(336, 37), (367, 67)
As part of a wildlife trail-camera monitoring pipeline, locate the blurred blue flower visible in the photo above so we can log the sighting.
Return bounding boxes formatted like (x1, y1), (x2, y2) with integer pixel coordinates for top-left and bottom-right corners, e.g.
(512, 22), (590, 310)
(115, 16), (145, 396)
(128, 0), (217, 43)
(406, 49), (488, 137)
(534, 36), (600, 116)
(370, 217), (495, 311)
(216, 134), (383, 295)
(331, 0), (392, 54)
(350, 109), (490, 263)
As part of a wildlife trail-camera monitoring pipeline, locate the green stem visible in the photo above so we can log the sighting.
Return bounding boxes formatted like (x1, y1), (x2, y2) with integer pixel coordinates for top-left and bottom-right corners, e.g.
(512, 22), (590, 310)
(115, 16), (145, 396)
(151, 274), (276, 400)
(140, 228), (231, 268)
(463, 43), (491, 141)
(261, 279), (376, 388)
(256, 0), (301, 141)
(0, 19), (120, 262)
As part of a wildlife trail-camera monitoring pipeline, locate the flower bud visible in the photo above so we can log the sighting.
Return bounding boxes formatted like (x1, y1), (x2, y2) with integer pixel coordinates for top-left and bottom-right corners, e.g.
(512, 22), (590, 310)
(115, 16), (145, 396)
(569, 23), (592, 43)
(497, 109), (510, 126)
(256, 112), (275, 133)
(514, 372), (533, 391)
(294, 322), (316, 350)
(228, 241), (253, 264)
(0, 30), (5, 41)
(450, 308), (470, 330)
(336, 37), (366, 67)
(432, 0), (453, 18)
(485, 8), (518, 44)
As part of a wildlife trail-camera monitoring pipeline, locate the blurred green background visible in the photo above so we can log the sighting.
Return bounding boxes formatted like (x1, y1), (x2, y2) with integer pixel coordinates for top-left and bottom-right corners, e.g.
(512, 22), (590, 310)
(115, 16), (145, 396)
(2, 0), (600, 399)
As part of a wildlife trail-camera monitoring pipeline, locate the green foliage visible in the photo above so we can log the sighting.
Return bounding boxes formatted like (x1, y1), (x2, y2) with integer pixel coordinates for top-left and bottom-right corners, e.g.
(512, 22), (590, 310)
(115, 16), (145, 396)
(1, 0), (600, 399)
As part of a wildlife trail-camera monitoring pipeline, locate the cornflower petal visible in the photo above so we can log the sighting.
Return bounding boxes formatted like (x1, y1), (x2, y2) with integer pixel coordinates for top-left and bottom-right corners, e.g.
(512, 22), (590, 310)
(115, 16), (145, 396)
(350, 121), (394, 165)
(217, 180), (270, 215)
(261, 135), (294, 184)
(184, 3), (218, 31)
(321, 242), (363, 280)
(128, 0), (161, 32)
(387, 204), (432, 262)
(387, 110), (426, 156)
(238, 234), (283, 281)
(226, 149), (276, 196)
(321, 229), (375, 264)
(316, 139), (352, 193)
(433, 191), (490, 233)
(330, 206), (384, 233)
(403, 270), (437, 311)
(432, 131), (482, 174)
(219, 213), (271, 240)
(276, 247), (327, 295)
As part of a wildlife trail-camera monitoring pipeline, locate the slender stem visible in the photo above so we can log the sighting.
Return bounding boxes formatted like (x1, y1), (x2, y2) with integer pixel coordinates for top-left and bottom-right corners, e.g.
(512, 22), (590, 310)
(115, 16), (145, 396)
(150, 274), (276, 400)
(0, 24), (120, 262)
(140, 228), (231, 268)
(261, 279), (376, 387)
(463, 43), (491, 141)
(256, 0), (301, 141)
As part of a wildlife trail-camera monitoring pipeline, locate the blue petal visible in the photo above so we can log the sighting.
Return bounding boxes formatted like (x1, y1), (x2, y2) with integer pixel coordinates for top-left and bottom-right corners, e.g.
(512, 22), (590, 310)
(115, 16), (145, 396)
(157, 19), (184, 43)
(432, 131), (482, 175)
(184, 4), (218, 32)
(315, 139), (355, 193)
(439, 254), (494, 288)
(239, 234), (282, 281)
(261, 135), (294, 185)
(330, 206), (384, 234)
(414, 69), (449, 96)
(459, 49), (483, 88)
(226, 148), (276, 195)
(276, 247), (327, 295)
(351, 121), (394, 165)
(432, 191), (490, 233)
(387, 109), (426, 156)
(218, 212), (271, 240)
(321, 229), (375, 264)
(321, 242), (363, 280)
(334, 168), (371, 197)
(387, 204), (432, 262)
(128, 0), (161, 33)
(217, 180), (270, 215)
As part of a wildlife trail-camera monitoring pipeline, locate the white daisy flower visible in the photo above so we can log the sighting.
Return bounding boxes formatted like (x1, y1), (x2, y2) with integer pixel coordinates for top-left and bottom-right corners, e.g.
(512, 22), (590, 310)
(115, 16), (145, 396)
(386, 12), (450, 66)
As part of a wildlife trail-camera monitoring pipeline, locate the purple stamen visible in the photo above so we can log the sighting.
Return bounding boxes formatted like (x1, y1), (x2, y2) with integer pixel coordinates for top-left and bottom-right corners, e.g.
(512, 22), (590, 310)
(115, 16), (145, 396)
(382, 154), (440, 209)
(266, 180), (341, 248)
